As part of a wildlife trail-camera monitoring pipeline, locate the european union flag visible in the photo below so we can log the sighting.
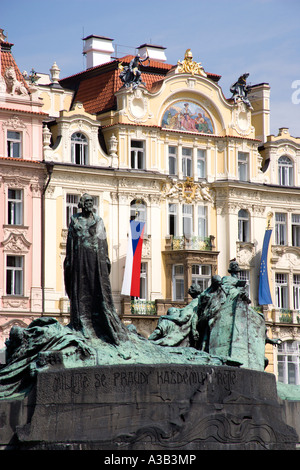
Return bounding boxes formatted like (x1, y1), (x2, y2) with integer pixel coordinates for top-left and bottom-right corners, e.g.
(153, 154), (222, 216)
(258, 229), (273, 305)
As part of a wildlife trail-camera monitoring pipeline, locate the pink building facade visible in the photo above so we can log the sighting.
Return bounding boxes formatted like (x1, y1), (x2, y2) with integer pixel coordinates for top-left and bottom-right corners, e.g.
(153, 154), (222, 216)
(0, 33), (46, 350)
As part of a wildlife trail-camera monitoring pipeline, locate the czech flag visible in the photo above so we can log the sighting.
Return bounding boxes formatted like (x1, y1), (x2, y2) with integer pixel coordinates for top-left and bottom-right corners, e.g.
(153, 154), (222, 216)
(258, 229), (273, 305)
(121, 220), (145, 297)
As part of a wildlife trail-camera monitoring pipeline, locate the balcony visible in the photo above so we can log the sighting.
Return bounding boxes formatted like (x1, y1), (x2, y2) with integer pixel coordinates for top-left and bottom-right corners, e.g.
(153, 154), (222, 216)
(272, 308), (300, 324)
(165, 235), (215, 251)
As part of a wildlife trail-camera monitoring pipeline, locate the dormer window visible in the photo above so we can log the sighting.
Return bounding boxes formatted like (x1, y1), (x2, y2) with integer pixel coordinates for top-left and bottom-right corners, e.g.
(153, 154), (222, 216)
(278, 156), (293, 186)
(7, 131), (21, 158)
(71, 132), (88, 165)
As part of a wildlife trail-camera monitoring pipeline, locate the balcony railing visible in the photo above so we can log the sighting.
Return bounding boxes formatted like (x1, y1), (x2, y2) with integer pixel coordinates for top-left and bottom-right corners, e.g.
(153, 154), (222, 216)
(165, 235), (215, 251)
(273, 309), (300, 324)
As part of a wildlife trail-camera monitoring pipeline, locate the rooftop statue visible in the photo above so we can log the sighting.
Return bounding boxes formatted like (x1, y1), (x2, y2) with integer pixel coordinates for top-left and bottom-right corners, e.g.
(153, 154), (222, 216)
(119, 54), (150, 89)
(230, 73), (253, 109)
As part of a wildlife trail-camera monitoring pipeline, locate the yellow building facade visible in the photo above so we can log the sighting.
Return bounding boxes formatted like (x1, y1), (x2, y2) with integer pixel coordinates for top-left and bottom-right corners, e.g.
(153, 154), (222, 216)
(31, 39), (300, 383)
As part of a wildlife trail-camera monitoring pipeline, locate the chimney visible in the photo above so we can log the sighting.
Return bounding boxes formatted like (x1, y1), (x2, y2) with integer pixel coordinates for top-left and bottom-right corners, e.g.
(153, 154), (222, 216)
(137, 43), (167, 63)
(82, 35), (115, 68)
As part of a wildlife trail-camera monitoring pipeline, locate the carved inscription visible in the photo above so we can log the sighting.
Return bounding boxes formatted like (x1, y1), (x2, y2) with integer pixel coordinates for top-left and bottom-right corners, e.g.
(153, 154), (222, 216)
(50, 368), (240, 395)
(215, 369), (238, 391)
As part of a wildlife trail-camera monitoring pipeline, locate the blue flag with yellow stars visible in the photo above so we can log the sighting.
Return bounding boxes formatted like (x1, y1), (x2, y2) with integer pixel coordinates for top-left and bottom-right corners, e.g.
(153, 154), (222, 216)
(258, 229), (273, 305)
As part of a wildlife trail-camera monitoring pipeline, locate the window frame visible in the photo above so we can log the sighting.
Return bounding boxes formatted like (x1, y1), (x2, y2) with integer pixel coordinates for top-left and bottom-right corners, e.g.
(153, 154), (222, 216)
(71, 132), (88, 165)
(275, 272), (289, 309)
(275, 212), (287, 245)
(6, 255), (24, 296)
(168, 145), (177, 175)
(182, 147), (193, 178)
(7, 188), (23, 225)
(277, 340), (300, 385)
(191, 264), (211, 292)
(182, 204), (193, 237)
(238, 209), (250, 242)
(238, 151), (249, 182)
(278, 155), (294, 186)
(197, 149), (206, 179)
(130, 140), (145, 170)
(7, 130), (22, 159)
(172, 264), (184, 301)
(168, 203), (178, 236)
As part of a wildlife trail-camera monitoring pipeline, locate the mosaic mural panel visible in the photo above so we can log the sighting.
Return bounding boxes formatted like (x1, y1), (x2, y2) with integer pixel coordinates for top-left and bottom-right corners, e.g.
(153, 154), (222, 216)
(162, 100), (213, 134)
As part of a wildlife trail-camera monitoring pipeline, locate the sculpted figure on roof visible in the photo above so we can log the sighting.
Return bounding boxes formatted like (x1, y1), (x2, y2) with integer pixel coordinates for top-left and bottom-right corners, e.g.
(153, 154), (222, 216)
(119, 54), (150, 89)
(177, 49), (207, 77)
(230, 73), (253, 109)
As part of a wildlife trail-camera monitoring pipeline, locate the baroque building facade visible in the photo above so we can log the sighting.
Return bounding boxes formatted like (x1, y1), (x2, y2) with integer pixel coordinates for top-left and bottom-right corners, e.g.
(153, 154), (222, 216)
(0, 33), (46, 351)
(1, 32), (300, 385)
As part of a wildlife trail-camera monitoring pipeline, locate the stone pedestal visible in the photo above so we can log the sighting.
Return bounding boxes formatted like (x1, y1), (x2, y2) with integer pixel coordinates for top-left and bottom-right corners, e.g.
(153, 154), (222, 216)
(0, 364), (298, 450)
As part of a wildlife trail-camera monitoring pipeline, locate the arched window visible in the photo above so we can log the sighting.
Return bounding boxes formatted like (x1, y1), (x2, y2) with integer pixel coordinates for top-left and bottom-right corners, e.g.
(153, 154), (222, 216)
(278, 156), (293, 186)
(238, 209), (250, 242)
(277, 340), (300, 385)
(130, 199), (147, 234)
(71, 132), (88, 165)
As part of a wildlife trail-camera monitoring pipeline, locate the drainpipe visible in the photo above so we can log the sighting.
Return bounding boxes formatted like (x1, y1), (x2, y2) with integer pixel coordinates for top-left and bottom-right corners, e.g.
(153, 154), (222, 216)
(41, 162), (54, 315)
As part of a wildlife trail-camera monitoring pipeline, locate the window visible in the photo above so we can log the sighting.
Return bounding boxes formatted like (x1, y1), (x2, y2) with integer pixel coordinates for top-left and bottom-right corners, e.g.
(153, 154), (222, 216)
(278, 341), (300, 385)
(238, 209), (249, 242)
(71, 132), (88, 165)
(197, 149), (206, 179)
(238, 269), (250, 297)
(168, 146), (177, 175)
(6, 256), (23, 296)
(182, 147), (192, 177)
(131, 140), (145, 169)
(7, 131), (21, 158)
(140, 263), (147, 300)
(293, 275), (300, 310)
(8, 189), (23, 225)
(275, 213), (287, 245)
(192, 264), (211, 292)
(168, 203), (177, 236)
(198, 206), (207, 238)
(238, 152), (248, 181)
(66, 194), (79, 226)
(278, 156), (293, 186)
(66, 194), (98, 226)
(275, 273), (288, 309)
(182, 204), (193, 237)
(173, 264), (184, 300)
(292, 214), (300, 247)
(130, 199), (147, 234)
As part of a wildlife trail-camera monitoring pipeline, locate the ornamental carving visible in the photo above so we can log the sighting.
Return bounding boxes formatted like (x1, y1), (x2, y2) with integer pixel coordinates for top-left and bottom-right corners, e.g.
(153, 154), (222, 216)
(177, 49), (207, 77)
(163, 177), (213, 203)
(2, 232), (31, 253)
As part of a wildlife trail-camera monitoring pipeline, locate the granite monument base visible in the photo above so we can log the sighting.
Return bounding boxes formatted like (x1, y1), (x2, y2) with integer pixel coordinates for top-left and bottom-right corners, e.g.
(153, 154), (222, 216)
(0, 364), (298, 450)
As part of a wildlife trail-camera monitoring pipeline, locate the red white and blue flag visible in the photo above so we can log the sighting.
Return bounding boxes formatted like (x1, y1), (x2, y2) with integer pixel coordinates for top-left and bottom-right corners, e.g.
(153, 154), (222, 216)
(121, 220), (145, 297)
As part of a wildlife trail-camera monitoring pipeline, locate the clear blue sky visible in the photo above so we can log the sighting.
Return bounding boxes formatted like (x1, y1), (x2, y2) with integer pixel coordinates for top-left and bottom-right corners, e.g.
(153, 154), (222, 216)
(2, 0), (300, 137)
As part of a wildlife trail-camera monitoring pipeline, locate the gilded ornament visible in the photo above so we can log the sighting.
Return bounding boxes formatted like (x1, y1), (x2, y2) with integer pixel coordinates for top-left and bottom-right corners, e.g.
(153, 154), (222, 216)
(177, 49), (207, 77)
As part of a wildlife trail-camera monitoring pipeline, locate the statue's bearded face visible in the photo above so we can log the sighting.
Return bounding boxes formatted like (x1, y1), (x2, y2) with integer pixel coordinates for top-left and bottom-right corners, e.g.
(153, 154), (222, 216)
(83, 197), (94, 212)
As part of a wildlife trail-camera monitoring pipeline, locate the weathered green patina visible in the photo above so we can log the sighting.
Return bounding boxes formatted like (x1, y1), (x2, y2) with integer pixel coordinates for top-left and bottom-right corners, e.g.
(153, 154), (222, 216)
(0, 197), (282, 400)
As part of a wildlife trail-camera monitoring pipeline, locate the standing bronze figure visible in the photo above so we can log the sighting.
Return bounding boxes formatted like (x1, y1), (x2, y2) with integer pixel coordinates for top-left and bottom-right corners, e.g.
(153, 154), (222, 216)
(64, 194), (128, 344)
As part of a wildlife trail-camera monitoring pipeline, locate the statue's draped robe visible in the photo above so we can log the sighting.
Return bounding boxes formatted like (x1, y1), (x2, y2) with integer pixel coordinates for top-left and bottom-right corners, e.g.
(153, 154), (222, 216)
(64, 213), (128, 344)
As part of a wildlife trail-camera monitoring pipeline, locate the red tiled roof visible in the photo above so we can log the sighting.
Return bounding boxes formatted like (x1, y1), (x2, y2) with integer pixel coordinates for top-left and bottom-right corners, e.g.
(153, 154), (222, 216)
(0, 106), (48, 116)
(59, 55), (221, 115)
(0, 42), (31, 94)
